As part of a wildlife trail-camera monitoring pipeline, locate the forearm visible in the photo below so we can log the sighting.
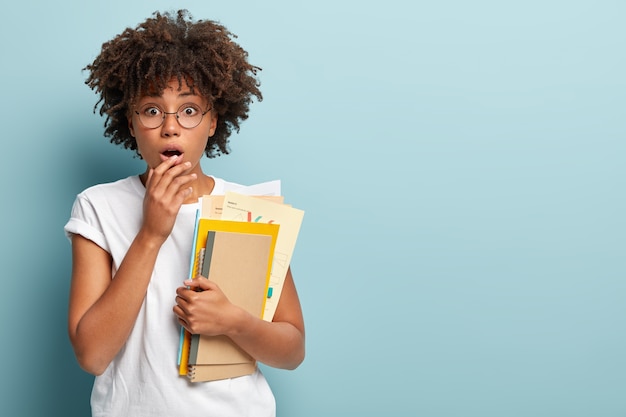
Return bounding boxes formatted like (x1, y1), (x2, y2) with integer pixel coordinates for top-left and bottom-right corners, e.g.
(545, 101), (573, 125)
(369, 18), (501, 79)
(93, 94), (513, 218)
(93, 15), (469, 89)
(175, 269), (306, 370)
(70, 231), (162, 374)
(227, 309), (305, 370)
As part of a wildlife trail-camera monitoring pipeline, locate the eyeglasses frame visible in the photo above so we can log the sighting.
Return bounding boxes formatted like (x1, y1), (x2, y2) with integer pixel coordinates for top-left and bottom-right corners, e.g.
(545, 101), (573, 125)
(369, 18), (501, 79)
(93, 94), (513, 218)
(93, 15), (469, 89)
(133, 103), (213, 130)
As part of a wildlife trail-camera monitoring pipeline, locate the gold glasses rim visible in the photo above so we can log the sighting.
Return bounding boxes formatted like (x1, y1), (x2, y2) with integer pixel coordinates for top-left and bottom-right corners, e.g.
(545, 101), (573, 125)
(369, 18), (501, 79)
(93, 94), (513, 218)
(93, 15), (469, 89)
(133, 103), (212, 129)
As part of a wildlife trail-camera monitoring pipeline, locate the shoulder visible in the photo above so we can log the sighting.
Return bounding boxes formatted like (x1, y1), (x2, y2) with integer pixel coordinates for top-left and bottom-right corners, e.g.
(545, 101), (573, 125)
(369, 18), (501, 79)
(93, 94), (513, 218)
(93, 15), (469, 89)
(71, 176), (144, 218)
(77, 176), (144, 201)
(66, 176), (144, 242)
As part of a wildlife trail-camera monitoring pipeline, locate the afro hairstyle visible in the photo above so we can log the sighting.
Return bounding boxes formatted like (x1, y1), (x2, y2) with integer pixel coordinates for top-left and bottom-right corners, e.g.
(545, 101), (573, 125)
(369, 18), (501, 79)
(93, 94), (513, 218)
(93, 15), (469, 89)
(84, 9), (262, 158)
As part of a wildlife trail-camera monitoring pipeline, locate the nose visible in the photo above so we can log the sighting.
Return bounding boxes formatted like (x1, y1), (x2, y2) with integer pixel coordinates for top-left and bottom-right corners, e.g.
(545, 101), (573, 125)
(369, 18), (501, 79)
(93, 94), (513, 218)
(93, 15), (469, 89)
(161, 112), (180, 137)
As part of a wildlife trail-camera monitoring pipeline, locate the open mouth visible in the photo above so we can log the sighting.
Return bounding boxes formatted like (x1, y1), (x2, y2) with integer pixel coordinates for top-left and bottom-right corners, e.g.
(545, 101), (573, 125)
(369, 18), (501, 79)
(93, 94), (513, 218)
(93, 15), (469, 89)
(162, 150), (182, 158)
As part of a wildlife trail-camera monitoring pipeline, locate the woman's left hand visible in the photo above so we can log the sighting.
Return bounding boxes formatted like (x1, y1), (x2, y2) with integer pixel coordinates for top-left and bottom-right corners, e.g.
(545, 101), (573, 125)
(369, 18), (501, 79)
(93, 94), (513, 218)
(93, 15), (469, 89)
(173, 277), (241, 336)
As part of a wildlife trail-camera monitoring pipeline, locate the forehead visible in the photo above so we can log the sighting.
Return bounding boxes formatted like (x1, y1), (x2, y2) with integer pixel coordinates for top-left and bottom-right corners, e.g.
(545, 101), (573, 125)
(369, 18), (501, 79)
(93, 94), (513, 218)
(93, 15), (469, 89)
(139, 75), (201, 96)
(136, 77), (206, 104)
(142, 76), (193, 95)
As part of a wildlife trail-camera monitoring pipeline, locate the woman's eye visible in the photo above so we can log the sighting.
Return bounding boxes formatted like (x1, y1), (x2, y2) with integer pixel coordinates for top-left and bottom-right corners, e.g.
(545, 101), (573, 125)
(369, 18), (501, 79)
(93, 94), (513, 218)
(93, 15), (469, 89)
(143, 107), (162, 117)
(180, 105), (200, 117)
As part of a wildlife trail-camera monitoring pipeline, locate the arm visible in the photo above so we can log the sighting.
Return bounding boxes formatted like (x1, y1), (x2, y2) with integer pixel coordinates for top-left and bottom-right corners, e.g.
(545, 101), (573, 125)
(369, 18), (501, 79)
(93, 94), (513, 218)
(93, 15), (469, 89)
(174, 267), (305, 370)
(68, 231), (163, 375)
(68, 158), (196, 375)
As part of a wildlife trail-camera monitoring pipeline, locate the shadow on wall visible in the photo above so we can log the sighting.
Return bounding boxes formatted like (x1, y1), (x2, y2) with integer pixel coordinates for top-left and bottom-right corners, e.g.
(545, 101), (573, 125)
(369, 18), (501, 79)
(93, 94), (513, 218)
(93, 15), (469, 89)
(68, 130), (145, 195)
(34, 127), (144, 417)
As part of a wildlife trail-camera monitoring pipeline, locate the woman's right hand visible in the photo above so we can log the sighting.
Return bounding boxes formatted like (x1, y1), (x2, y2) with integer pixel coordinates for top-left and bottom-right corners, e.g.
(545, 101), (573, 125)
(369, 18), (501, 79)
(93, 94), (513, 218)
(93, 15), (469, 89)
(141, 155), (197, 242)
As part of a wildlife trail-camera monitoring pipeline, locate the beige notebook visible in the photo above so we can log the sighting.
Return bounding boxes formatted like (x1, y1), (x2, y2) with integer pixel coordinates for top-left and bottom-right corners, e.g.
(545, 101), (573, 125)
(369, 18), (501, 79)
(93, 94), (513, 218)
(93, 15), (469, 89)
(188, 230), (272, 366)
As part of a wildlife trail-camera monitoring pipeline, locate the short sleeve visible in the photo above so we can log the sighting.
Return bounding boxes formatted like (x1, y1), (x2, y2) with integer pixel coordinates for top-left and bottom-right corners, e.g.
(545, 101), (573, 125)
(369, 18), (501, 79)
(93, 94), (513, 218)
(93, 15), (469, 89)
(64, 194), (110, 253)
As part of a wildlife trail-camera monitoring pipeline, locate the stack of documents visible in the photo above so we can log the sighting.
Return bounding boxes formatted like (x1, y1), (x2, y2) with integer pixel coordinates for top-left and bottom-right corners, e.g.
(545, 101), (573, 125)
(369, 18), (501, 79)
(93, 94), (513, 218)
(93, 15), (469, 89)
(178, 181), (304, 382)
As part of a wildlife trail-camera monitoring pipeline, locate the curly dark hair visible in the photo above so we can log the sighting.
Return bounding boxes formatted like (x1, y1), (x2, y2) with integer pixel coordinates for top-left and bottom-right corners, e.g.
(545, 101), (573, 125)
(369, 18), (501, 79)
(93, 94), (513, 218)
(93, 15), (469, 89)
(84, 9), (262, 158)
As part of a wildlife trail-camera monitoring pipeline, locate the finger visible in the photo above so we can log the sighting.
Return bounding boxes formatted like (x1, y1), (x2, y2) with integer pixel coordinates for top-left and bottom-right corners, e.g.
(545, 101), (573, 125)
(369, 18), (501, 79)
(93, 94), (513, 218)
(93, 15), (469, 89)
(173, 302), (189, 317)
(159, 167), (197, 196)
(175, 287), (196, 304)
(145, 156), (185, 187)
(162, 161), (193, 181)
(177, 316), (191, 332)
(184, 277), (216, 292)
(146, 167), (196, 208)
(153, 154), (183, 174)
(149, 160), (191, 189)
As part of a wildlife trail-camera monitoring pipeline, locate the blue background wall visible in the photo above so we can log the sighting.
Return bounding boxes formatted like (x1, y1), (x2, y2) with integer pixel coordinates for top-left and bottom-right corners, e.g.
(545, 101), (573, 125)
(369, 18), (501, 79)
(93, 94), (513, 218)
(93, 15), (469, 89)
(1, 1), (624, 416)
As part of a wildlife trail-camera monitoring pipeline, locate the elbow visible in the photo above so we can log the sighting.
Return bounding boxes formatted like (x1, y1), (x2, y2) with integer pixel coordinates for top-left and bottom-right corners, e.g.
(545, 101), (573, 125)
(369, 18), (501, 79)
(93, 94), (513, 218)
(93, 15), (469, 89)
(70, 333), (110, 376)
(285, 351), (305, 370)
(74, 349), (109, 376)
(294, 345), (306, 369)
(261, 337), (305, 370)
(285, 331), (306, 370)
(282, 342), (305, 371)
(69, 324), (112, 376)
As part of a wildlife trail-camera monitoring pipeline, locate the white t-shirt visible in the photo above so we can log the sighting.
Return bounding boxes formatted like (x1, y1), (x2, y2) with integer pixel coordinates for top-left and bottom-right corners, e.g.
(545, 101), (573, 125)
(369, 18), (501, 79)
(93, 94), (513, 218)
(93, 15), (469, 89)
(65, 176), (278, 417)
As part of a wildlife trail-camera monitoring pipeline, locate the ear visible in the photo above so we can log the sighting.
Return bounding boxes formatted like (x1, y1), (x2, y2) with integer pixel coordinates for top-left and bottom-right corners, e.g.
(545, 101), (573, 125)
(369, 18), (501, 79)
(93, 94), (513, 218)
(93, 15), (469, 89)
(128, 117), (135, 137)
(208, 112), (218, 137)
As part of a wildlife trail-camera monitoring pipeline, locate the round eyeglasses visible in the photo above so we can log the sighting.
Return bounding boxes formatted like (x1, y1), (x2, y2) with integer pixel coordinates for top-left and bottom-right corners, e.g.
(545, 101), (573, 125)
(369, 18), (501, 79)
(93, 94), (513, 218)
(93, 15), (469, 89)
(134, 103), (212, 129)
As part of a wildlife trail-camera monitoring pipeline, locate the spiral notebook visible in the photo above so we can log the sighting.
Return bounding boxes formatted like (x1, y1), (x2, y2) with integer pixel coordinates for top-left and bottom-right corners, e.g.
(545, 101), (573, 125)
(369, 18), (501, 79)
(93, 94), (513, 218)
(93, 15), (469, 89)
(179, 219), (279, 381)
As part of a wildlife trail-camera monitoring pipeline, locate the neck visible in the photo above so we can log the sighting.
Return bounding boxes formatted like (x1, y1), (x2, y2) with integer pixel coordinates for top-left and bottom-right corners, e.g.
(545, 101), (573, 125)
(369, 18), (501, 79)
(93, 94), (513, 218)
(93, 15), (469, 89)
(184, 173), (216, 203)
